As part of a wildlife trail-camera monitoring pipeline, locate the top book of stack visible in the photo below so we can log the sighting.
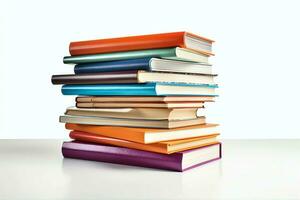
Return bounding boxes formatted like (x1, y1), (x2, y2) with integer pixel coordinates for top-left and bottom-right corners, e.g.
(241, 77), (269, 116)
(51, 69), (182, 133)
(68, 31), (214, 56)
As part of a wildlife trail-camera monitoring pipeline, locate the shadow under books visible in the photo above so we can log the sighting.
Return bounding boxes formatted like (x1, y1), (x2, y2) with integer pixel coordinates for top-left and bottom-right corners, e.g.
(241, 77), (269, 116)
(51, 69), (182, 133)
(61, 158), (223, 197)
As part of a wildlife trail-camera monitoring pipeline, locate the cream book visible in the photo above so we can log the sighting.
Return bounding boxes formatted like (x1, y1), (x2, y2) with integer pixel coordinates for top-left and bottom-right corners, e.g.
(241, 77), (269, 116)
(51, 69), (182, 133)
(76, 102), (205, 108)
(76, 96), (215, 103)
(65, 107), (200, 120)
(59, 115), (206, 129)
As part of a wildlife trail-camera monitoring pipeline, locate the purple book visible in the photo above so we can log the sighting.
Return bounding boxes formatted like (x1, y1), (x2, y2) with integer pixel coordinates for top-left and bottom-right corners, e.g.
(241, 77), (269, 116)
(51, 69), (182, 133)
(62, 141), (222, 172)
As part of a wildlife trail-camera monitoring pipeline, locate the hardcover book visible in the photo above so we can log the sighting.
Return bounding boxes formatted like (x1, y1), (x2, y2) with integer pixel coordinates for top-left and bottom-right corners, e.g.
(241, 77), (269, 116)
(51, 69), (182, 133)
(65, 107), (199, 120)
(65, 123), (219, 144)
(62, 141), (222, 172)
(76, 96), (215, 103)
(63, 48), (209, 64)
(69, 130), (220, 154)
(69, 31), (214, 56)
(51, 70), (216, 85)
(61, 83), (218, 96)
(74, 58), (213, 75)
(59, 115), (206, 129)
(75, 101), (205, 109)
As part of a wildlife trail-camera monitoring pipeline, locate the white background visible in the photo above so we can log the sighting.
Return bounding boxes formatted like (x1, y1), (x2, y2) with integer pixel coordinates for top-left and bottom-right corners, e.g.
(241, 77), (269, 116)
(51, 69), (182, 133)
(1, 0), (300, 139)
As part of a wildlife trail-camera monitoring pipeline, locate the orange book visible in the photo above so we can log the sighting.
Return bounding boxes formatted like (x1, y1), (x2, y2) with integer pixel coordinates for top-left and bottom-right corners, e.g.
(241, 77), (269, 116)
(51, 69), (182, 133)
(69, 32), (214, 56)
(69, 130), (219, 154)
(65, 123), (219, 144)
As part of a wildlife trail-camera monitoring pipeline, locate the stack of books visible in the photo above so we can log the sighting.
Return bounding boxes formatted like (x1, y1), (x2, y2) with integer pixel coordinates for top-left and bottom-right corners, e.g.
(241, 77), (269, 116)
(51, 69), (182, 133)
(52, 32), (221, 172)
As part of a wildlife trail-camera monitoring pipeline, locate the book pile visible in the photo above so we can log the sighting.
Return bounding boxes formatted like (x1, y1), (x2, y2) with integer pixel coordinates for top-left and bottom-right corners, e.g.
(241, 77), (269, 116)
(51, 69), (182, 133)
(52, 32), (221, 172)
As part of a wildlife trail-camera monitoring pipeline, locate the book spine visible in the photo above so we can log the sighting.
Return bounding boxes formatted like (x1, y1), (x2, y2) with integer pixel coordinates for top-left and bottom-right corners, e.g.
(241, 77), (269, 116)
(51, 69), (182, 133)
(62, 145), (182, 171)
(69, 131), (168, 154)
(69, 32), (185, 56)
(63, 48), (176, 64)
(74, 58), (151, 74)
(61, 83), (158, 96)
(51, 71), (139, 85)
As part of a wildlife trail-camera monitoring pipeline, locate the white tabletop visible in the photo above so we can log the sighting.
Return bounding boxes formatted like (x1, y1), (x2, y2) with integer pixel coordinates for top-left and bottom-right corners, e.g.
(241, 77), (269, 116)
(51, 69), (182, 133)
(0, 139), (299, 200)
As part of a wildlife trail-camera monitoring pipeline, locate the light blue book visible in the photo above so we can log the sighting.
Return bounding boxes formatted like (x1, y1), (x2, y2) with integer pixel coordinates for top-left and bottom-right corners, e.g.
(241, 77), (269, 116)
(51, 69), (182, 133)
(61, 83), (218, 96)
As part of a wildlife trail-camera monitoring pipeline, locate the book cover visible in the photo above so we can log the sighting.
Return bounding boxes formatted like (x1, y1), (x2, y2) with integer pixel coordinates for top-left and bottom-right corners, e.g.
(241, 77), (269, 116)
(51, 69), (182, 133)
(61, 83), (218, 96)
(74, 58), (151, 74)
(64, 48), (177, 64)
(69, 130), (220, 154)
(65, 107), (199, 120)
(75, 96), (215, 103)
(64, 47), (209, 64)
(69, 31), (214, 56)
(52, 70), (215, 85)
(52, 71), (139, 85)
(65, 123), (219, 144)
(62, 141), (221, 172)
(60, 115), (206, 129)
(75, 101), (205, 108)
(74, 58), (213, 75)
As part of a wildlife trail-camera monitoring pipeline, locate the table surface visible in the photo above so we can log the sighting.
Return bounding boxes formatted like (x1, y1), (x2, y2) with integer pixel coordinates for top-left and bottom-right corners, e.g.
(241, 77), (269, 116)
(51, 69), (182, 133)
(0, 139), (299, 200)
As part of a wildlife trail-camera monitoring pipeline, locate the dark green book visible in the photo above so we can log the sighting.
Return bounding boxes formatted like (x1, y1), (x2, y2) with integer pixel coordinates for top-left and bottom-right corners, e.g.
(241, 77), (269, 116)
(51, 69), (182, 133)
(63, 48), (209, 64)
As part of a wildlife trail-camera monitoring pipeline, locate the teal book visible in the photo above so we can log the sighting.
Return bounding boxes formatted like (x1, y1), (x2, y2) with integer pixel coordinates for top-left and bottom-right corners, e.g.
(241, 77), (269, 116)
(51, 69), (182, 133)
(61, 83), (218, 96)
(63, 48), (209, 64)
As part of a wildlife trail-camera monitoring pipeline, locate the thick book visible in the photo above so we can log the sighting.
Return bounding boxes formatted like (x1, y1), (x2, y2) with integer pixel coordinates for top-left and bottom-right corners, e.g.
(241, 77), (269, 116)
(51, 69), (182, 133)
(69, 31), (214, 56)
(60, 115), (206, 129)
(75, 101), (205, 108)
(51, 70), (216, 85)
(63, 48), (209, 64)
(61, 83), (218, 96)
(74, 58), (213, 75)
(65, 107), (199, 120)
(65, 123), (219, 144)
(69, 130), (219, 154)
(76, 96), (215, 103)
(62, 141), (221, 172)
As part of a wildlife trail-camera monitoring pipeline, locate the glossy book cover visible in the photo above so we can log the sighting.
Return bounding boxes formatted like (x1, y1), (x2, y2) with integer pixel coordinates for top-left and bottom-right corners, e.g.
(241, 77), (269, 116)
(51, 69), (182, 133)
(74, 58), (151, 74)
(69, 31), (214, 56)
(62, 141), (222, 172)
(61, 83), (218, 96)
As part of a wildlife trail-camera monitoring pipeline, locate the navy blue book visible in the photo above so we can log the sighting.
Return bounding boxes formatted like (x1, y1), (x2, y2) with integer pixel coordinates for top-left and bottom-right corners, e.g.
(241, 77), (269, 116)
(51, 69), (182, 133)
(74, 58), (213, 75)
(61, 83), (218, 96)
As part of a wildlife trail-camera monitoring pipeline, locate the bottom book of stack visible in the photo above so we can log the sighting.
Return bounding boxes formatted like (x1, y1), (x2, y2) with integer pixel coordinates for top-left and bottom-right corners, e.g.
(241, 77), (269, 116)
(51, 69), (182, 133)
(63, 141), (221, 172)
